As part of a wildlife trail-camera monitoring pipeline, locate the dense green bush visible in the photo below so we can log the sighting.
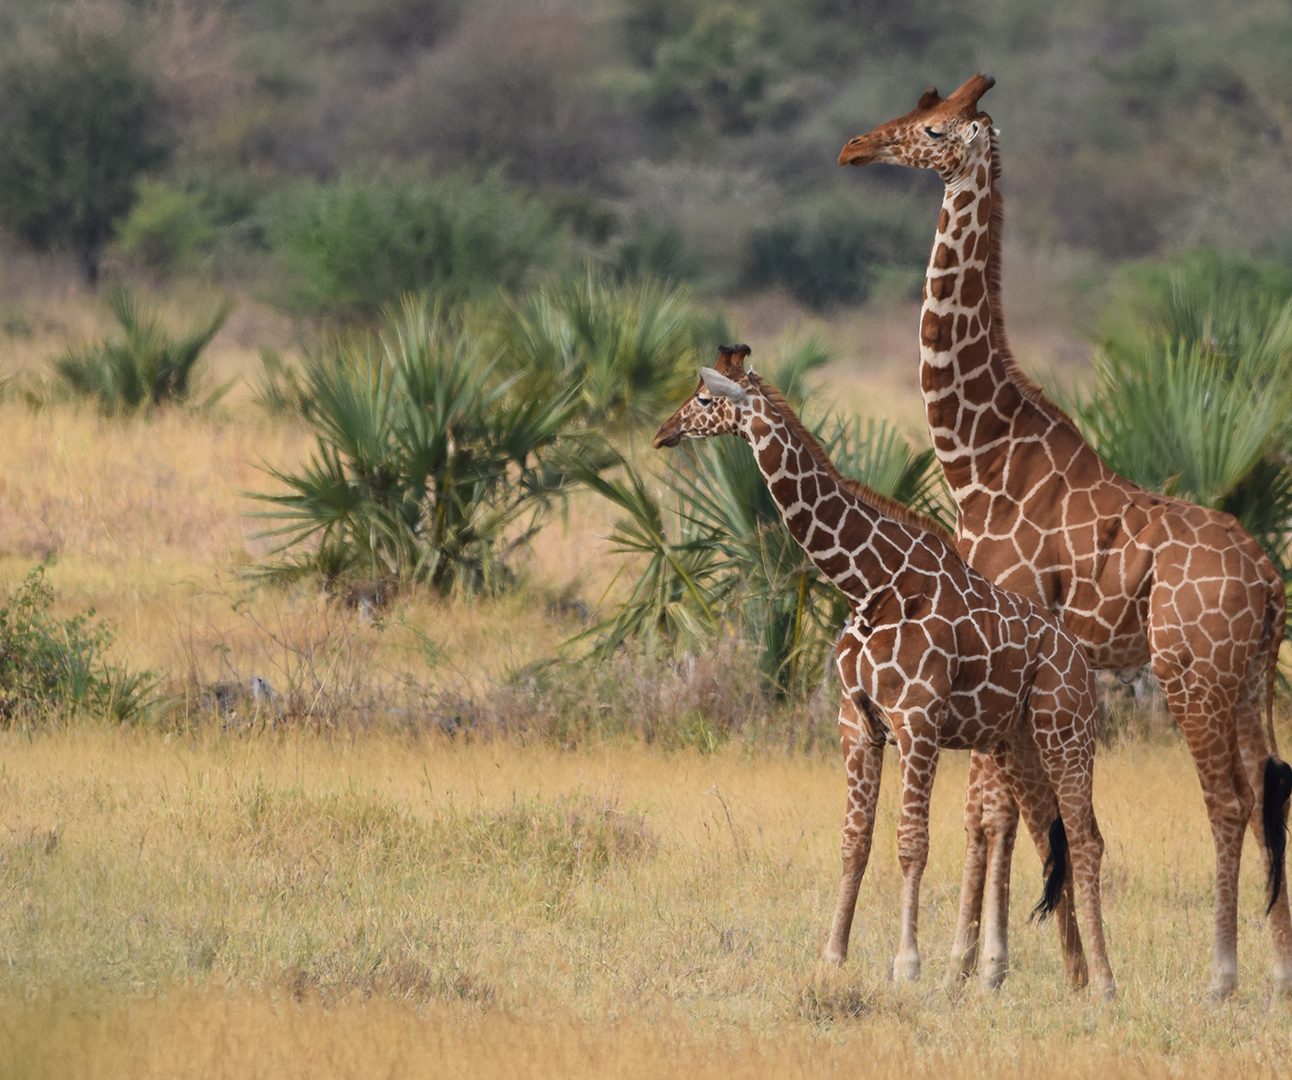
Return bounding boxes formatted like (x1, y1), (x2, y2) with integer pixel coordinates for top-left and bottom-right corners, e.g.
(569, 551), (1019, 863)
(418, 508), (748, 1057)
(1077, 251), (1292, 582)
(621, 4), (801, 139)
(51, 288), (232, 414)
(114, 179), (219, 274)
(0, 567), (153, 724)
(574, 345), (948, 698)
(252, 298), (611, 594)
(490, 275), (715, 427)
(0, 22), (170, 283)
(252, 348), (315, 419)
(611, 216), (698, 284)
(742, 189), (927, 310)
(265, 173), (560, 320)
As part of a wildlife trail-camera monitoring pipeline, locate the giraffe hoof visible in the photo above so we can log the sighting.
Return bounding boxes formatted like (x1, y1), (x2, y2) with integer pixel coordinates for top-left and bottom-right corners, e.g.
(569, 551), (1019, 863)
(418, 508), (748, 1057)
(1093, 979), (1116, 1002)
(980, 957), (1008, 991)
(893, 956), (921, 983)
(1207, 974), (1237, 1001)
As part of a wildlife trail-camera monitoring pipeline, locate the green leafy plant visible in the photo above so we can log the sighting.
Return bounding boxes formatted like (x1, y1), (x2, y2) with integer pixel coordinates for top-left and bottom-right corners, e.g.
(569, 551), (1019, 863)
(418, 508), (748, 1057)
(252, 347), (315, 419)
(0, 566), (153, 724)
(265, 173), (559, 320)
(0, 22), (170, 283)
(114, 179), (218, 274)
(252, 298), (611, 594)
(742, 188), (927, 310)
(1076, 251), (1292, 582)
(574, 345), (948, 698)
(491, 274), (715, 428)
(50, 287), (232, 414)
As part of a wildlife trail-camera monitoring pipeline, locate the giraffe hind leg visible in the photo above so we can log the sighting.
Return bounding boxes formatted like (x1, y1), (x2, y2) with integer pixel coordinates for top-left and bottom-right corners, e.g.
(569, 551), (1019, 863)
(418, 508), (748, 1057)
(994, 735), (1088, 991)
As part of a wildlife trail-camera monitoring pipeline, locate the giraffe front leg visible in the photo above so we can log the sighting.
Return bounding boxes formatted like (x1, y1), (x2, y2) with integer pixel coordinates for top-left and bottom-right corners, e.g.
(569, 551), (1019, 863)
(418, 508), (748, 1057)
(977, 753), (1020, 991)
(946, 751), (989, 984)
(823, 697), (885, 965)
(893, 724), (939, 983)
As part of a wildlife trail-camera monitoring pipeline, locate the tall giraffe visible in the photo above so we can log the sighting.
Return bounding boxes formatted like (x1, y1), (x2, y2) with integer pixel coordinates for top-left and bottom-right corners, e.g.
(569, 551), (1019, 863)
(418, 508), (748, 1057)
(653, 344), (1116, 996)
(839, 74), (1292, 998)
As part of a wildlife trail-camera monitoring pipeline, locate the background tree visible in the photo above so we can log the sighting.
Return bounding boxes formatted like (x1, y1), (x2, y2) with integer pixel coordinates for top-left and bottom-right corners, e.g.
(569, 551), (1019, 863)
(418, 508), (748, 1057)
(0, 22), (171, 284)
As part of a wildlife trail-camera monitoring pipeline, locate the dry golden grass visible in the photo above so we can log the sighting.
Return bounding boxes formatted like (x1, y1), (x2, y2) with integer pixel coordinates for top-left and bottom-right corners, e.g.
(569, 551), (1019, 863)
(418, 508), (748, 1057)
(0, 396), (618, 701)
(3, 729), (1292, 1079)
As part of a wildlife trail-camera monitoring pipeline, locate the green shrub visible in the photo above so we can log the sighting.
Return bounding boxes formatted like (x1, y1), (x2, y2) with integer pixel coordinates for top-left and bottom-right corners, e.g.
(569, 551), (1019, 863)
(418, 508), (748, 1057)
(251, 348), (315, 419)
(114, 179), (218, 274)
(611, 215), (698, 283)
(252, 298), (611, 594)
(491, 274), (714, 428)
(572, 344), (948, 698)
(620, 3), (802, 139)
(51, 287), (232, 414)
(0, 567), (153, 724)
(0, 22), (170, 283)
(1077, 251), (1292, 582)
(265, 173), (560, 320)
(742, 188), (926, 310)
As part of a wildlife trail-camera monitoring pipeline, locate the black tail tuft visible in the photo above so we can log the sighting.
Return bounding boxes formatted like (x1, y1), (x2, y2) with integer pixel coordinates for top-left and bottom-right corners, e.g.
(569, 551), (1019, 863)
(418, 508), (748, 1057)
(1031, 816), (1068, 923)
(1263, 757), (1292, 914)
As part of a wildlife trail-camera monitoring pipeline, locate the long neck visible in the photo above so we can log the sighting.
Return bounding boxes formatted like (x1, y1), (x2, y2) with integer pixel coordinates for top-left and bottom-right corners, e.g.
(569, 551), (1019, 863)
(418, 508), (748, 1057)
(920, 136), (1017, 494)
(737, 387), (924, 609)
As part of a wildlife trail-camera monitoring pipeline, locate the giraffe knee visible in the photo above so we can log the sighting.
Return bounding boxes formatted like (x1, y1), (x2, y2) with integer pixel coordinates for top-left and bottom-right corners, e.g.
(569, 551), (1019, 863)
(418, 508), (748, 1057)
(982, 800), (1019, 846)
(897, 833), (930, 871)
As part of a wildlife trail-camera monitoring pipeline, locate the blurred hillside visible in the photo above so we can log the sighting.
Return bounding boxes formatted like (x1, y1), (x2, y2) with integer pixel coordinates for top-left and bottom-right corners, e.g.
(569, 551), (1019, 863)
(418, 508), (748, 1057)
(0, 0), (1289, 320)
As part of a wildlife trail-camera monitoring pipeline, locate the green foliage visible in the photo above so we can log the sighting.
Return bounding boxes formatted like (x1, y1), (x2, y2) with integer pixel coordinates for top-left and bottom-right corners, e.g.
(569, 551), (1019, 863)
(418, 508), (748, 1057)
(252, 348), (315, 419)
(252, 298), (611, 594)
(491, 275), (713, 428)
(575, 347), (948, 698)
(114, 180), (219, 274)
(743, 189), (927, 310)
(1077, 251), (1292, 581)
(0, 566), (153, 724)
(51, 288), (232, 414)
(0, 23), (170, 283)
(611, 216), (698, 284)
(265, 173), (560, 320)
(623, 4), (801, 138)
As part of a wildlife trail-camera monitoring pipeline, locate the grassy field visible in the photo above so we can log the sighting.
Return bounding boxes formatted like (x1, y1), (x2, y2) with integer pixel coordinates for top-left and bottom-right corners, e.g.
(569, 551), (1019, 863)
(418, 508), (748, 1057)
(3, 728), (1292, 1079)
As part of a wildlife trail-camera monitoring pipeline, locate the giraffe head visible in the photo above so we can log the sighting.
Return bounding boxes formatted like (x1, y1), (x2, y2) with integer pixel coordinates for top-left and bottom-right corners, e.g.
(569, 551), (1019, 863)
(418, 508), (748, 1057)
(652, 344), (754, 449)
(837, 73), (995, 179)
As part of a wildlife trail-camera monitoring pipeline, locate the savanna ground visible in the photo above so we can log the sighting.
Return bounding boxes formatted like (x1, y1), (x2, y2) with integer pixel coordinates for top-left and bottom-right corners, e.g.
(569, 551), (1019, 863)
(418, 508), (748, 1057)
(1, 294), (1289, 1079)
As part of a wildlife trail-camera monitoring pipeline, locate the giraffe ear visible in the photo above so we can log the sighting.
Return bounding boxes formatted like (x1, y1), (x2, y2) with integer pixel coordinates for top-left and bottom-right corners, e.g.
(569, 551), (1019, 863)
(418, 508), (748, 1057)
(963, 119), (982, 145)
(699, 367), (748, 403)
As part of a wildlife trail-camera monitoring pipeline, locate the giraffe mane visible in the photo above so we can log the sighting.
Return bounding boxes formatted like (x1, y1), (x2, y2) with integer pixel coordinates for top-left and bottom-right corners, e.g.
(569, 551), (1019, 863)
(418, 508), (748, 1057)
(985, 127), (1077, 428)
(746, 372), (957, 547)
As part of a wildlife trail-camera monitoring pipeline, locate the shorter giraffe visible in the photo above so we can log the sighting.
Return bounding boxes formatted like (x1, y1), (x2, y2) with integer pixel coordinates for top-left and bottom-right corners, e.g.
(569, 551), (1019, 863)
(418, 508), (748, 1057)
(653, 345), (1116, 996)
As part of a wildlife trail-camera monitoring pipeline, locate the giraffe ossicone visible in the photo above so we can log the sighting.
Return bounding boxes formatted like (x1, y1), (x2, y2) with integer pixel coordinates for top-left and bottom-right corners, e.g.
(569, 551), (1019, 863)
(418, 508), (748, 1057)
(841, 74), (1292, 999)
(653, 346), (1116, 997)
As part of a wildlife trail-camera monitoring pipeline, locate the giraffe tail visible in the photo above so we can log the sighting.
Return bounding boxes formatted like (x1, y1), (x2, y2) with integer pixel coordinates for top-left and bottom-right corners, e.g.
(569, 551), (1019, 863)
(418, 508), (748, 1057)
(1263, 757), (1292, 914)
(1031, 816), (1068, 923)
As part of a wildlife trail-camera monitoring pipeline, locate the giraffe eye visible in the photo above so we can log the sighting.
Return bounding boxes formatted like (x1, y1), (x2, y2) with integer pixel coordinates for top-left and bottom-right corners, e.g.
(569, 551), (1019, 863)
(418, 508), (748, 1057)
(697, 394), (713, 407)
(924, 126), (945, 139)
